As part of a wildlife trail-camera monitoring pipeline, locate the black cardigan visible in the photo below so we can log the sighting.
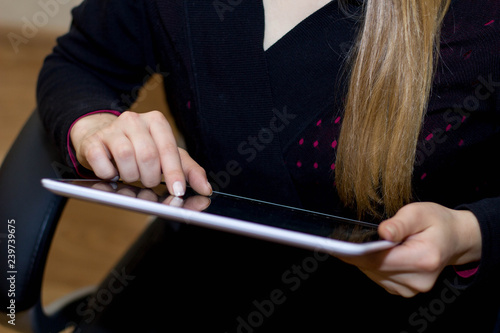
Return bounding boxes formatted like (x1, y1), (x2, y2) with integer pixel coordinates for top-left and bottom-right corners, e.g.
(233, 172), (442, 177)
(37, 0), (500, 289)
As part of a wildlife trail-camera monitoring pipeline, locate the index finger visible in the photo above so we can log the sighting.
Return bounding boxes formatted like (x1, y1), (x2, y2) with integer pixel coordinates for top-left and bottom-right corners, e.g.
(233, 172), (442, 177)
(147, 113), (186, 196)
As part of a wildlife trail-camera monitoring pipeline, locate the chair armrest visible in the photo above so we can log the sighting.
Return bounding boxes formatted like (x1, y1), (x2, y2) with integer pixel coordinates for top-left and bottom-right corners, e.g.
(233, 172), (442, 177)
(0, 110), (73, 311)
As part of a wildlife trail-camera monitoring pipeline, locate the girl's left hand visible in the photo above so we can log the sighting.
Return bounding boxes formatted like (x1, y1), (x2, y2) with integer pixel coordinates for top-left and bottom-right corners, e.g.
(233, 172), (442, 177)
(338, 202), (482, 298)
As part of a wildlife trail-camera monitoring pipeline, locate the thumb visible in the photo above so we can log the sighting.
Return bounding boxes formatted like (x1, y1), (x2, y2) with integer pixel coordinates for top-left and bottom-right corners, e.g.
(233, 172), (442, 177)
(378, 205), (426, 243)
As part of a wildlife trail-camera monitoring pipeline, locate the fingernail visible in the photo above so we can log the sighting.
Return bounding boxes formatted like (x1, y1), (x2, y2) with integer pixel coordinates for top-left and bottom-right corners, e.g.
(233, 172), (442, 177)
(206, 181), (213, 195)
(173, 181), (185, 197)
(169, 196), (184, 208)
(384, 225), (396, 240)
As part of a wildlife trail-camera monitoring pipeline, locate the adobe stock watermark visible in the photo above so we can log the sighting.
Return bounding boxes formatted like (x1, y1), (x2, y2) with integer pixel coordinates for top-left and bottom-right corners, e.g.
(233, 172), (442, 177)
(74, 267), (136, 326)
(400, 277), (462, 333)
(415, 73), (500, 166)
(57, 266), (136, 333)
(208, 106), (297, 192)
(213, 0), (244, 22)
(226, 248), (330, 333)
(5, 219), (17, 327)
(7, 0), (76, 54)
(51, 160), (76, 178)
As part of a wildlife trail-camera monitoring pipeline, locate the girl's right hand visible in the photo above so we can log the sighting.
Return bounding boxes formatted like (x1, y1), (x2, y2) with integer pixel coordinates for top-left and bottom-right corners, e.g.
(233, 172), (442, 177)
(70, 110), (212, 197)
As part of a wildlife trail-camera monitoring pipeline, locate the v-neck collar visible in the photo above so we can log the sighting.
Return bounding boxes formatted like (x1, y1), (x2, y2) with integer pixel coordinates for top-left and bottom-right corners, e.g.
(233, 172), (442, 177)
(263, 0), (338, 53)
(262, 0), (359, 151)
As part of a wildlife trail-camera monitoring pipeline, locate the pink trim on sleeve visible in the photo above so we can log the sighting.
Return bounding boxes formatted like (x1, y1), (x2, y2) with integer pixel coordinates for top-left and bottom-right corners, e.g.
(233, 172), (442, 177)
(453, 266), (479, 278)
(67, 110), (121, 178)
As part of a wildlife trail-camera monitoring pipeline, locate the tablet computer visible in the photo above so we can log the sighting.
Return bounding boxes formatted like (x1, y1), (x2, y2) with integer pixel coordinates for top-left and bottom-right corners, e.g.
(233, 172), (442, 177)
(41, 178), (395, 256)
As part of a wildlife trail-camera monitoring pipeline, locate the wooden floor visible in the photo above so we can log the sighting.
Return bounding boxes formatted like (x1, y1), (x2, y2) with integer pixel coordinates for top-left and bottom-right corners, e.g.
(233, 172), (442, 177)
(1, 26), (174, 333)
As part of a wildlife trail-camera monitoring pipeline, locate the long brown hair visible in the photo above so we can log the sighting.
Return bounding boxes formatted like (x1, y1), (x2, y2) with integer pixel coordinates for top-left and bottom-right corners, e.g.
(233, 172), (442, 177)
(336, 0), (451, 219)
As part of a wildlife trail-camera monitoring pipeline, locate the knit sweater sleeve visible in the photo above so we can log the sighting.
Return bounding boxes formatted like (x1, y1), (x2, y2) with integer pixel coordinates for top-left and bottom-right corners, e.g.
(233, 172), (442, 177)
(452, 72), (500, 290)
(36, 0), (160, 170)
(451, 198), (500, 290)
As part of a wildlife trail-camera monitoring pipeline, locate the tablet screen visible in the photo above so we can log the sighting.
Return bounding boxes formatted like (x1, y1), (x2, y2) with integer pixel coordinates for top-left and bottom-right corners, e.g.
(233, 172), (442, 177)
(66, 180), (381, 244)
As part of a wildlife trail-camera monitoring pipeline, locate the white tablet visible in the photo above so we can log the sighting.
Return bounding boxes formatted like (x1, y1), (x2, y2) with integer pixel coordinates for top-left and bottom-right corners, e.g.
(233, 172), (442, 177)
(41, 178), (395, 256)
